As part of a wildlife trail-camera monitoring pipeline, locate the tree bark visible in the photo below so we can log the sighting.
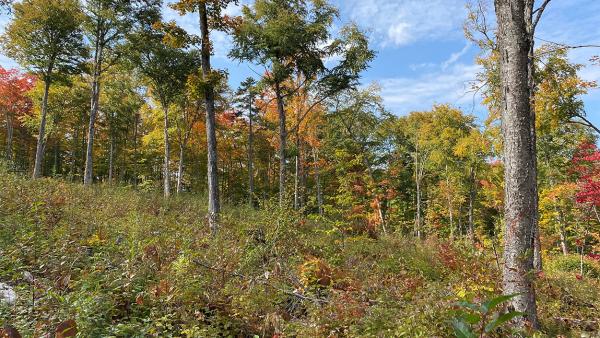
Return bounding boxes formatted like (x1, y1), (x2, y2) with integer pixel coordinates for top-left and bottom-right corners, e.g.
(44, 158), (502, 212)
(84, 37), (104, 186)
(199, 2), (220, 233)
(495, 0), (539, 328)
(163, 105), (171, 198)
(32, 76), (52, 179)
(177, 142), (184, 194)
(275, 82), (287, 207)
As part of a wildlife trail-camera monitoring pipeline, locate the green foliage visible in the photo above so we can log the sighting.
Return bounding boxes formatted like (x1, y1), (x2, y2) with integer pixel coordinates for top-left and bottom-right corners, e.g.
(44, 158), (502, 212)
(451, 294), (524, 337)
(1, 0), (86, 79)
(547, 254), (600, 278)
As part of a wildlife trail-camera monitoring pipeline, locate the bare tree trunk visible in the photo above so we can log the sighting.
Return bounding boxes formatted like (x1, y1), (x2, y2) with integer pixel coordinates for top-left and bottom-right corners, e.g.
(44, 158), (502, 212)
(248, 99), (255, 207)
(163, 105), (171, 198)
(5, 108), (13, 163)
(84, 39), (104, 186)
(199, 2), (220, 233)
(33, 76), (52, 179)
(495, 0), (539, 328)
(275, 82), (287, 207)
(312, 147), (323, 216)
(177, 143), (184, 194)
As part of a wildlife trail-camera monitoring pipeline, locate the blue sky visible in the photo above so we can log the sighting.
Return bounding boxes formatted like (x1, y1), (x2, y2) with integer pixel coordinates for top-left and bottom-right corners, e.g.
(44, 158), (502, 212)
(2, 0), (600, 127)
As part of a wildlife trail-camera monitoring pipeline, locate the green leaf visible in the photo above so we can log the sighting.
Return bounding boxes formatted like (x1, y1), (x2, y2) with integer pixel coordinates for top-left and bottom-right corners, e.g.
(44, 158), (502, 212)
(457, 300), (482, 313)
(484, 311), (525, 333)
(451, 319), (477, 338)
(481, 293), (520, 313)
(462, 312), (482, 325)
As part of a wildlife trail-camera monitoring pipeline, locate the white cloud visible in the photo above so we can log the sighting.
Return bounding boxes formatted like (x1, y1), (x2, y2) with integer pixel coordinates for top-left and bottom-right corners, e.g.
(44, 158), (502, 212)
(377, 63), (483, 114)
(339, 0), (467, 47)
(442, 43), (470, 70)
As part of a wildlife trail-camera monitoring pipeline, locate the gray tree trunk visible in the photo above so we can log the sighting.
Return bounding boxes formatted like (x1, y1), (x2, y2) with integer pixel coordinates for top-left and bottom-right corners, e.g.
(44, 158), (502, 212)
(177, 143), (184, 194)
(199, 2), (220, 233)
(163, 105), (171, 198)
(84, 39), (104, 186)
(495, 0), (539, 328)
(32, 77), (52, 179)
(275, 82), (287, 207)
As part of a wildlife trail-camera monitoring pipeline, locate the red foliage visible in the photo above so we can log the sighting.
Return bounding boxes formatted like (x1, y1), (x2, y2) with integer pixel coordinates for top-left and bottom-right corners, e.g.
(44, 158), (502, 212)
(572, 142), (600, 207)
(0, 66), (36, 118)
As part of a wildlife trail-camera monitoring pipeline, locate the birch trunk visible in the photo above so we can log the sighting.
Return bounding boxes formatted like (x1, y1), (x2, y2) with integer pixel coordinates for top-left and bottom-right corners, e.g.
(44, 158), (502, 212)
(176, 143), (184, 194)
(163, 105), (171, 198)
(84, 38), (103, 186)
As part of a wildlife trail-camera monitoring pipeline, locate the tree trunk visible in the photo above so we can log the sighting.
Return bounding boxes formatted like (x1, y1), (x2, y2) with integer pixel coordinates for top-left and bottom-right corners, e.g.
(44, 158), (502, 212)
(557, 207), (569, 255)
(177, 143), (184, 194)
(32, 76), (52, 179)
(275, 82), (287, 207)
(163, 105), (171, 198)
(84, 39), (104, 186)
(526, 10), (543, 274)
(495, 0), (539, 328)
(199, 2), (220, 233)
(248, 99), (255, 207)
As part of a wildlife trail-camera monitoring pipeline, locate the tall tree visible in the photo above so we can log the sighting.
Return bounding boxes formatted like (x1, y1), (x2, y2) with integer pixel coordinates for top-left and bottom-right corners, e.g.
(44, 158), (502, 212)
(171, 0), (237, 233)
(1, 0), (86, 178)
(129, 26), (200, 198)
(231, 1), (373, 206)
(494, 0), (539, 328)
(81, 0), (153, 185)
(235, 77), (259, 207)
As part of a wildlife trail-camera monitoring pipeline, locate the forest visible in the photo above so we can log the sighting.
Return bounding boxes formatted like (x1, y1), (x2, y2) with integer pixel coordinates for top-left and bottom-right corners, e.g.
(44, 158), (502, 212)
(0, 0), (600, 336)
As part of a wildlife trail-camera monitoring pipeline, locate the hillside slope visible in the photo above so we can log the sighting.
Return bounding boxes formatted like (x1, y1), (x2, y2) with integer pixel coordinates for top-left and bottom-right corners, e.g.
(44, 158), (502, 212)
(0, 167), (599, 337)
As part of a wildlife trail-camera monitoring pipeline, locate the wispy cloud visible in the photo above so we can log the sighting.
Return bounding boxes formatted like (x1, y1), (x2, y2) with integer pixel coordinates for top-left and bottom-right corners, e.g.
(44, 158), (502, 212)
(377, 63), (482, 115)
(338, 0), (467, 47)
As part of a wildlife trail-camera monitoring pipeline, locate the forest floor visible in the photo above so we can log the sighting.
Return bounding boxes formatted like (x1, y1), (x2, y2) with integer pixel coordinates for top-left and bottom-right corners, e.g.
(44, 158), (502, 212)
(0, 165), (599, 337)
